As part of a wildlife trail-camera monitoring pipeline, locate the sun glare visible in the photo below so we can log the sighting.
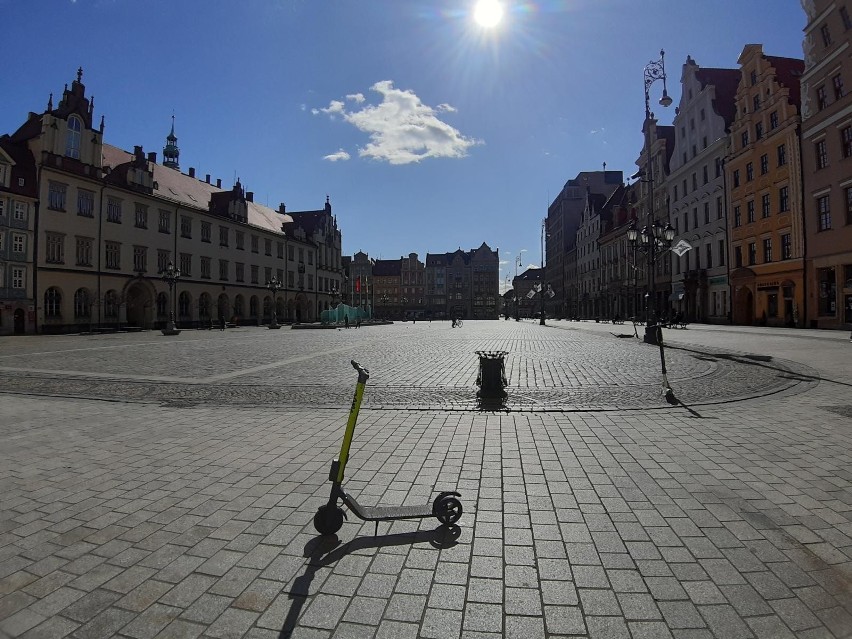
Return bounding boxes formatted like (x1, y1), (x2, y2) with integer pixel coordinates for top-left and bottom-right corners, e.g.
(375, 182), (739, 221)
(473, 0), (504, 28)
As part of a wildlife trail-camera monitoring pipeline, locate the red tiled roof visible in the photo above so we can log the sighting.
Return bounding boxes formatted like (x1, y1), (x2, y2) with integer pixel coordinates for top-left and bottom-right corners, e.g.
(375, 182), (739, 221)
(767, 55), (804, 107)
(0, 135), (38, 198)
(694, 68), (741, 128)
(373, 259), (401, 276)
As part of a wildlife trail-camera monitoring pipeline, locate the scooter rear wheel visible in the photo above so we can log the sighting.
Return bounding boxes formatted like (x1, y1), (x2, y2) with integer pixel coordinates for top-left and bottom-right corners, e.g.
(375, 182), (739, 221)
(314, 504), (345, 535)
(433, 494), (463, 525)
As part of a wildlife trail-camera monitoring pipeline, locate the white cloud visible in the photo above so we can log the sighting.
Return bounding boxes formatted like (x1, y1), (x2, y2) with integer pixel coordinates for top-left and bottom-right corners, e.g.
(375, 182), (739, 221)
(323, 149), (351, 162)
(314, 80), (481, 165)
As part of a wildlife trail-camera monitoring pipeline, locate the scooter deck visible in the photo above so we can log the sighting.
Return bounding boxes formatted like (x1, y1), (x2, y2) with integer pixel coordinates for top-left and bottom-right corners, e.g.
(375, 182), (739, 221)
(343, 492), (433, 521)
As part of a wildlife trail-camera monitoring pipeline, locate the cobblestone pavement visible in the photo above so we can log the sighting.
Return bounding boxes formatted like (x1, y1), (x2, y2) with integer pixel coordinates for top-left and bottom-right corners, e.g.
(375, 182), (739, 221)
(1, 321), (851, 638)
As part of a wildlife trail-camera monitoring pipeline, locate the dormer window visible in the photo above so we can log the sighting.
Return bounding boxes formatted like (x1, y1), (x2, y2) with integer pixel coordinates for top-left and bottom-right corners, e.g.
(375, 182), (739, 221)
(65, 116), (82, 159)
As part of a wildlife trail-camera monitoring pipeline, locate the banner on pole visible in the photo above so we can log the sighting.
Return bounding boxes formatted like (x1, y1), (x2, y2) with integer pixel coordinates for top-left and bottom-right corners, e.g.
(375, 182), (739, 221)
(671, 239), (693, 257)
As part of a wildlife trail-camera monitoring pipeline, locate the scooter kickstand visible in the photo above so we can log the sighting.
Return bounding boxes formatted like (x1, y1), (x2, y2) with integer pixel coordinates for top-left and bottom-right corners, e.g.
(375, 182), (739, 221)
(374, 521), (379, 537)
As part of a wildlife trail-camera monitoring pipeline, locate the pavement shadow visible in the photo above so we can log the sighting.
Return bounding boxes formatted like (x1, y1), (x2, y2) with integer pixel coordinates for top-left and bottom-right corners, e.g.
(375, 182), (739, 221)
(278, 524), (461, 638)
(666, 344), (848, 387)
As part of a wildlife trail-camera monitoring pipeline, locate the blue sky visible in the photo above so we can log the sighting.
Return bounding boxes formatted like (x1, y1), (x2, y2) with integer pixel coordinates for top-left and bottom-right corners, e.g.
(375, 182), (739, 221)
(2, 1), (805, 288)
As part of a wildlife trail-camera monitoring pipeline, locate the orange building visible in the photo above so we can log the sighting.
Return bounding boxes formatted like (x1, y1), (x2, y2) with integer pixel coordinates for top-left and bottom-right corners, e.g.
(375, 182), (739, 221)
(727, 45), (806, 327)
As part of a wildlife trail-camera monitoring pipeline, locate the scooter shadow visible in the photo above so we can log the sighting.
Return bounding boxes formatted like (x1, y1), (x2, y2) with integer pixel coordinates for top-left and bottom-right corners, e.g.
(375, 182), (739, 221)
(278, 524), (461, 638)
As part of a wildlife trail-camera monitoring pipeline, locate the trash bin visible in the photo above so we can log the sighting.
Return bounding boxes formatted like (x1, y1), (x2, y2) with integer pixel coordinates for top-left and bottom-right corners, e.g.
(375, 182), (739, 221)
(475, 350), (508, 400)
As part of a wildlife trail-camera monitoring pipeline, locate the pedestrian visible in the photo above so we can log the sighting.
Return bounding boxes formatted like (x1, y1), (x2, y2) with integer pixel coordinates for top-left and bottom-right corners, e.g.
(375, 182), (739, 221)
(219, 315), (226, 331)
(344, 314), (349, 329)
(356, 317), (361, 329)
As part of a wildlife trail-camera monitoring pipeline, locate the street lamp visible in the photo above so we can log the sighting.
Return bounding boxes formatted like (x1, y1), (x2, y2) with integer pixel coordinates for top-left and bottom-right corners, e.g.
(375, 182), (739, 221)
(514, 254), (522, 321)
(540, 218), (548, 326)
(627, 219), (675, 343)
(160, 261), (181, 336)
(266, 276), (282, 329)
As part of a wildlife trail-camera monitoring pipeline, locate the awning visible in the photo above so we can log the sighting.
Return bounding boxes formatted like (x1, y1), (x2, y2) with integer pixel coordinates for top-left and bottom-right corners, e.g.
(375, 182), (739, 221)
(668, 292), (685, 301)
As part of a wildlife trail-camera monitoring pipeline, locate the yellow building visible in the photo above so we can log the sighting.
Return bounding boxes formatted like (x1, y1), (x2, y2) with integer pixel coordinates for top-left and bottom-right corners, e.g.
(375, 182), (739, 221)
(727, 45), (806, 326)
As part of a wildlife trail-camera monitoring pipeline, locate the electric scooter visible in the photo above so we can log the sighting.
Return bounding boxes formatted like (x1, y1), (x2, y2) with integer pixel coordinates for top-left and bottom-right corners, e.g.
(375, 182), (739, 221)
(313, 360), (463, 536)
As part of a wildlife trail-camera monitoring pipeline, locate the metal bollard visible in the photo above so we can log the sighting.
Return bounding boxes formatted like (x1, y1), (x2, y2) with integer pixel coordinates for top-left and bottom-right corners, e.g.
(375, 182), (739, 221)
(475, 350), (508, 400)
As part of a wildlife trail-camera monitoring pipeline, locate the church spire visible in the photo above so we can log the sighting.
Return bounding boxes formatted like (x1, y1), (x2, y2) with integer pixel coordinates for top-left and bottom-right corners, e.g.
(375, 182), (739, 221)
(163, 114), (180, 169)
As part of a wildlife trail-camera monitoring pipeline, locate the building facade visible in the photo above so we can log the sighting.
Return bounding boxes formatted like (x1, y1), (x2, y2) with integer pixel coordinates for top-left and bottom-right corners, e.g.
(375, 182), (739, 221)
(4, 70), (343, 333)
(727, 46), (806, 327)
(511, 267), (541, 319)
(667, 57), (739, 324)
(800, 0), (852, 329)
(424, 243), (499, 320)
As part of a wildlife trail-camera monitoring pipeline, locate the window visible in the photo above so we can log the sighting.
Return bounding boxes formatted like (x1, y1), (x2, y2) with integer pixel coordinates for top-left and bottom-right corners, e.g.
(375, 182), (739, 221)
(847, 186), (852, 224)
(107, 198), (122, 223)
(715, 157), (722, 178)
(133, 246), (148, 272)
(308, 250), (314, 265)
(704, 202), (710, 224)
(45, 233), (64, 264)
(0, 200), (4, 217)
(236, 231), (244, 250)
(158, 210), (171, 233)
(219, 259), (229, 281)
(750, 70), (757, 86)
(842, 127), (852, 158)
(781, 233), (792, 259)
(277, 242), (284, 259)
(48, 182), (67, 210)
(842, 6), (852, 29)
(817, 86), (828, 110)
(748, 242), (756, 265)
(251, 264), (259, 284)
(308, 274), (314, 290)
(833, 74), (845, 100)
(817, 195), (832, 230)
(76, 237), (93, 266)
(673, 185), (678, 200)
(264, 267), (272, 283)
(733, 170), (740, 188)
(690, 118), (695, 130)
(73, 289), (90, 319)
(105, 241), (120, 269)
(762, 193), (771, 218)
(706, 243), (713, 269)
(770, 111), (779, 129)
(201, 256), (211, 279)
(741, 130), (749, 147)
(265, 238), (272, 256)
(717, 197), (723, 220)
(693, 208), (698, 229)
(12, 233), (24, 253)
(288, 270), (295, 288)
(702, 136), (707, 149)
(760, 154), (768, 175)
(816, 140), (828, 169)
(718, 239), (726, 266)
(762, 238), (772, 263)
(251, 235), (259, 253)
(288, 245), (294, 260)
(236, 262), (245, 282)
(779, 186), (789, 212)
(734, 205), (742, 227)
(77, 189), (94, 217)
(747, 200), (755, 223)
(219, 226), (229, 247)
(12, 267), (24, 289)
(755, 122), (763, 140)
(821, 23), (832, 47)
(180, 215), (192, 238)
(817, 267), (836, 316)
(12, 202), (24, 220)
(180, 253), (192, 277)
(135, 204), (148, 228)
(746, 163), (754, 181)
(157, 249), (170, 273)
(700, 108), (706, 121)
(45, 288), (61, 318)
(201, 222), (211, 243)
(702, 166), (708, 184)
(65, 116), (82, 159)
(777, 144), (787, 166)
(735, 246), (743, 268)
(753, 95), (760, 112)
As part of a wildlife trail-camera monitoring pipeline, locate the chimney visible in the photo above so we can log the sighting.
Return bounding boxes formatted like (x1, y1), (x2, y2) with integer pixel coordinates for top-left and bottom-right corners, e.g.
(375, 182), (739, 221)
(246, 191), (254, 202)
(205, 174), (210, 184)
(188, 167), (195, 178)
(147, 151), (156, 163)
(216, 178), (221, 188)
(278, 203), (286, 214)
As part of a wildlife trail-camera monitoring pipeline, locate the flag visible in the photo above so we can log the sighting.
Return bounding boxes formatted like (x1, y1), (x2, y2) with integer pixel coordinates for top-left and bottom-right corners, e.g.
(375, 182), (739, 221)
(526, 289), (536, 299)
(355, 277), (361, 293)
(546, 284), (555, 298)
(671, 239), (693, 257)
(533, 282), (542, 292)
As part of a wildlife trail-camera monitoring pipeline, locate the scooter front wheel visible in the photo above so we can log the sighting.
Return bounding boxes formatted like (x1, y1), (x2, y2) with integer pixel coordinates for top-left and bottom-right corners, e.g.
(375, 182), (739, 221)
(433, 494), (463, 525)
(314, 504), (345, 535)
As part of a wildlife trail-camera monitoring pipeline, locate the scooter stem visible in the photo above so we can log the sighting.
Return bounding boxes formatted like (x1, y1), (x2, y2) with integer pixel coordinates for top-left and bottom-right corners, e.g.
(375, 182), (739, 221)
(334, 361), (370, 483)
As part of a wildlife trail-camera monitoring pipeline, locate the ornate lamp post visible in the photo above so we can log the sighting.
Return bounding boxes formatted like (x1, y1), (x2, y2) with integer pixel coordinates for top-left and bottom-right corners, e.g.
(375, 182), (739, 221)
(266, 276), (282, 329)
(160, 261), (181, 336)
(627, 220), (675, 343)
(540, 218), (548, 326)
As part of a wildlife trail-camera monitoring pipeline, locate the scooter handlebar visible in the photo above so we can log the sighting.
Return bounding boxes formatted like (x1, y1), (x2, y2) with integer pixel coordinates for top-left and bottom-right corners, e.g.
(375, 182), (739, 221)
(351, 360), (370, 382)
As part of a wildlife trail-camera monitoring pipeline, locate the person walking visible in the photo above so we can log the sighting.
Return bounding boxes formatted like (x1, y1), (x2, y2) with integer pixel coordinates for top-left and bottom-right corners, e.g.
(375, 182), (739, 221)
(219, 315), (226, 331)
(344, 314), (349, 329)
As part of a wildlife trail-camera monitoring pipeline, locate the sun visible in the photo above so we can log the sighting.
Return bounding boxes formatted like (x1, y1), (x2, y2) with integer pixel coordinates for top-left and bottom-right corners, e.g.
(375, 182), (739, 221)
(473, 0), (504, 28)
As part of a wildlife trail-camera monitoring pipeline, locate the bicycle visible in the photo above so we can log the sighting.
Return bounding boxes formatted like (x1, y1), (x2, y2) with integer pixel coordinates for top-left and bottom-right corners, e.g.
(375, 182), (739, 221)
(452, 319), (463, 328)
